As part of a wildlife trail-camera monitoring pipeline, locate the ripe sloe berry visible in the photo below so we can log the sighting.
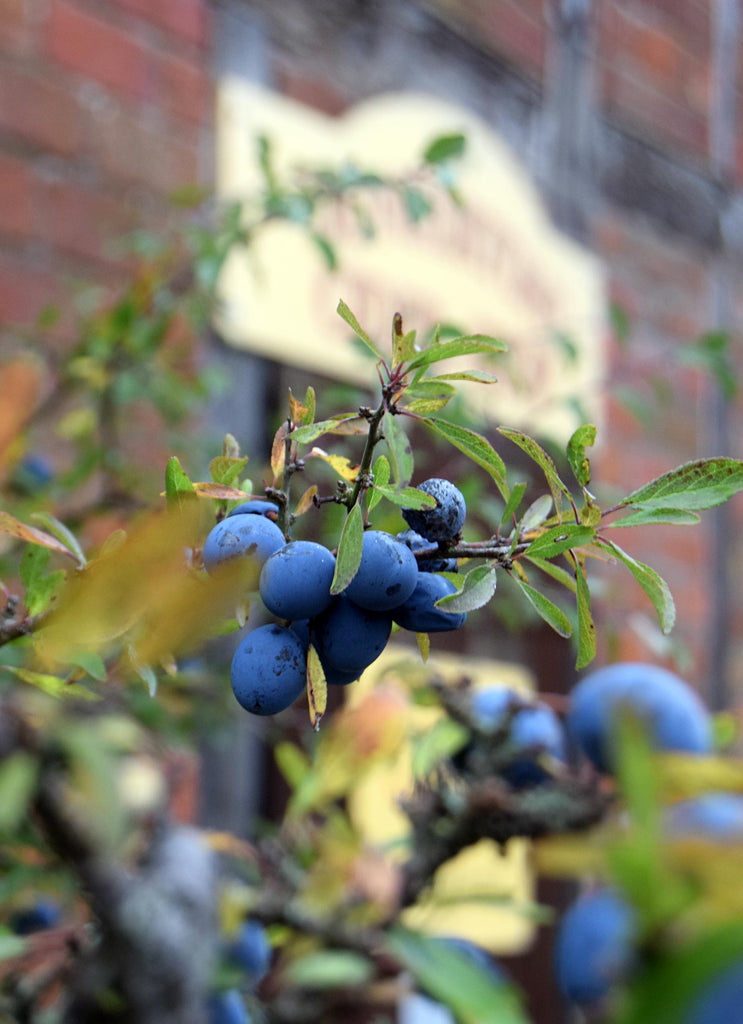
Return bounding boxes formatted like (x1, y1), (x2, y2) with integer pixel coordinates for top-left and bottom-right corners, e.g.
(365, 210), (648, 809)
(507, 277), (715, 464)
(396, 529), (457, 573)
(344, 531), (418, 611)
(554, 888), (636, 1005)
(402, 478), (466, 542)
(392, 574), (466, 633)
(203, 514), (285, 574)
(260, 541), (335, 620)
(231, 624), (306, 716)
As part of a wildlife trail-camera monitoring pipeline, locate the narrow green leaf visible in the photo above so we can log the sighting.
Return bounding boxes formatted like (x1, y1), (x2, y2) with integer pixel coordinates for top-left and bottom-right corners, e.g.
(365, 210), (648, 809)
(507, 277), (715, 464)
(408, 335), (507, 372)
(30, 513), (86, 566)
(432, 369), (499, 384)
(2, 666), (99, 701)
(0, 932), (28, 963)
(423, 132), (467, 164)
(573, 559), (596, 669)
(599, 539), (676, 634)
(401, 185), (433, 223)
(566, 423), (597, 488)
(209, 455), (249, 487)
(164, 456), (195, 510)
(500, 482), (527, 526)
(525, 524), (595, 560)
(330, 503), (364, 595)
(310, 231), (337, 270)
(498, 428), (573, 514)
(385, 412), (414, 486)
(20, 546), (65, 616)
(523, 555), (577, 594)
(618, 457), (743, 512)
(289, 416), (366, 445)
(67, 649), (107, 682)
(422, 418), (508, 500)
(609, 508), (701, 528)
(303, 385), (316, 426)
(285, 951), (373, 989)
(511, 576), (572, 638)
(405, 396), (453, 415)
(367, 455), (390, 513)
(0, 753), (39, 834)
(411, 718), (469, 779)
(392, 321), (419, 368)
(435, 564), (497, 613)
(336, 299), (385, 360)
(387, 928), (528, 1024)
(274, 742), (311, 790)
(519, 495), (553, 533)
(373, 485), (436, 510)
(416, 631), (430, 662)
(404, 380), (457, 402)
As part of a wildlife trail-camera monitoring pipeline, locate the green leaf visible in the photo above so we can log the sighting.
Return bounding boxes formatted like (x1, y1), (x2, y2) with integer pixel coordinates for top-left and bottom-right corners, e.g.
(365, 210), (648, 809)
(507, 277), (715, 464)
(519, 495), (553, 533)
(566, 423), (597, 488)
(408, 335), (507, 372)
(403, 380), (457, 403)
(500, 482), (527, 526)
(392, 321), (419, 368)
(618, 457), (743, 513)
(573, 559), (596, 669)
(303, 386), (316, 426)
(373, 485), (436, 510)
(20, 546), (65, 616)
(401, 185), (433, 223)
(29, 513), (86, 566)
(422, 418), (508, 500)
(411, 718), (469, 779)
(385, 412), (414, 486)
(274, 742), (311, 790)
(423, 133), (467, 164)
(285, 950), (373, 989)
(310, 231), (337, 270)
(598, 539), (676, 634)
(1, 666), (99, 700)
(0, 932), (28, 963)
(67, 649), (107, 682)
(330, 503), (364, 595)
(164, 456), (196, 510)
(609, 507), (701, 528)
(431, 369), (499, 384)
(618, 921), (743, 1024)
(435, 564), (497, 613)
(387, 928), (528, 1024)
(523, 555), (577, 594)
(511, 577), (572, 638)
(524, 524), (595, 560)
(209, 455), (249, 487)
(336, 299), (385, 360)
(498, 428), (573, 514)
(289, 416), (366, 445)
(367, 454), (390, 513)
(0, 753), (38, 834)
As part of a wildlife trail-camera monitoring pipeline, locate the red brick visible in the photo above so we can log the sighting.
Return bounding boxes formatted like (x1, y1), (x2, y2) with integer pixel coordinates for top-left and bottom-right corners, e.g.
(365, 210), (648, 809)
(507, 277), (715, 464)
(0, 64), (81, 155)
(115, 0), (209, 48)
(0, 0), (31, 53)
(34, 178), (136, 265)
(46, 0), (149, 100)
(154, 51), (212, 125)
(0, 259), (58, 327)
(93, 106), (203, 195)
(0, 155), (32, 238)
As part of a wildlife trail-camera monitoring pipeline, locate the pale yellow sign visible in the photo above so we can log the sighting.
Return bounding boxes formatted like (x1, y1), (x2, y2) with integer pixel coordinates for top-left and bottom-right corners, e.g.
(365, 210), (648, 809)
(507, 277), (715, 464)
(215, 79), (606, 442)
(347, 645), (538, 955)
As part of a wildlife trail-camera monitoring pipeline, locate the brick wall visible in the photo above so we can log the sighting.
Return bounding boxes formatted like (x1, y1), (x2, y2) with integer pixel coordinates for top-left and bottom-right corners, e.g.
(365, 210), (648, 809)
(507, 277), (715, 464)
(0, 0), (213, 332)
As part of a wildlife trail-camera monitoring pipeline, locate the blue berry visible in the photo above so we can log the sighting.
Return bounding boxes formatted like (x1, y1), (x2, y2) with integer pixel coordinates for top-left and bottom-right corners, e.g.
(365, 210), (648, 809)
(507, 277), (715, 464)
(392, 574), (466, 633)
(231, 624), (306, 716)
(684, 961), (743, 1024)
(665, 793), (743, 842)
(567, 662), (712, 774)
(206, 989), (251, 1024)
(471, 687), (566, 786)
(313, 596), (392, 678)
(228, 499), (279, 519)
(203, 514), (285, 574)
(402, 478), (466, 542)
(10, 899), (61, 935)
(226, 919), (271, 985)
(260, 541), (335, 621)
(344, 531), (418, 611)
(396, 529), (457, 573)
(555, 889), (636, 1005)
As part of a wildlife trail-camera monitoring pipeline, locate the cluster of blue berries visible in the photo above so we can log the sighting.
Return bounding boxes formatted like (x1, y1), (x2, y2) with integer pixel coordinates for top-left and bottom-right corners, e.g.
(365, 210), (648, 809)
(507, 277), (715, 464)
(208, 919), (271, 1024)
(201, 480), (468, 717)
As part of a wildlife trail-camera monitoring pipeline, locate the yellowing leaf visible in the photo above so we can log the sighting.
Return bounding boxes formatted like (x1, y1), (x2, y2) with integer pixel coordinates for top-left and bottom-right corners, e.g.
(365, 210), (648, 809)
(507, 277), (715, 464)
(294, 485), (318, 516)
(307, 645), (327, 730)
(0, 511), (81, 562)
(308, 447), (359, 482)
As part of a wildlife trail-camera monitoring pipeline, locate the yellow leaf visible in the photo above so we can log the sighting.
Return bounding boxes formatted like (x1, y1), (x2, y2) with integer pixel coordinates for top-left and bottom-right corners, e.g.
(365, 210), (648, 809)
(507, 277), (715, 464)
(416, 632), (430, 662)
(271, 422), (291, 485)
(307, 645), (327, 730)
(308, 447), (359, 482)
(0, 511), (80, 562)
(294, 485), (318, 517)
